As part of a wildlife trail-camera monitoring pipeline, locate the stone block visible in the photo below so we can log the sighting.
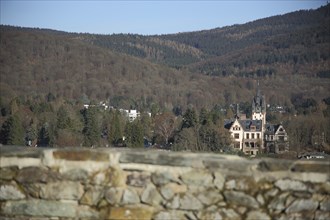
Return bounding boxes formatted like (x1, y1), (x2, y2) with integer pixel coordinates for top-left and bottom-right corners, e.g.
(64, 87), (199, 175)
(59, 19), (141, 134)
(121, 188), (140, 204)
(196, 190), (223, 206)
(223, 191), (259, 209)
(219, 208), (240, 220)
(0, 167), (18, 180)
(160, 185), (175, 200)
(320, 196), (330, 211)
(80, 185), (104, 206)
(104, 187), (123, 205)
(141, 184), (163, 206)
(225, 176), (256, 191)
(285, 198), (319, 213)
(315, 210), (330, 220)
(213, 172), (225, 190)
(1, 199), (98, 218)
(179, 193), (203, 210)
(53, 149), (109, 161)
(291, 161), (330, 173)
(258, 159), (292, 172)
(268, 192), (290, 211)
(39, 181), (84, 200)
(274, 179), (307, 191)
(126, 172), (150, 187)
(151, 171), (177, 186)
(15, 167), (61, 183)
(105, 206), (154, 220)
(165, 195), (180, 209)
(154, 210), (186, 220)
(0, 183), (26, 200)
(63, 168), (89, 181)
(180, 170), (213, 186)
(246, 210), (271, 220)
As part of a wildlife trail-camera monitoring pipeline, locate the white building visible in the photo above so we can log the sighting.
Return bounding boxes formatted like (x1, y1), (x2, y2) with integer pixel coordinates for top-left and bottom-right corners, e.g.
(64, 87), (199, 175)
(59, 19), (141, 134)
(225, 85), (289, 155)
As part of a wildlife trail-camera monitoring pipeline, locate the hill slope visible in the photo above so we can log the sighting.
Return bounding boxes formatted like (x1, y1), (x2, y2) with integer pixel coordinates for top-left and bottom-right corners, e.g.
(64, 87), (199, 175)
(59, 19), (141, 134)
(0, 4), (329, 110)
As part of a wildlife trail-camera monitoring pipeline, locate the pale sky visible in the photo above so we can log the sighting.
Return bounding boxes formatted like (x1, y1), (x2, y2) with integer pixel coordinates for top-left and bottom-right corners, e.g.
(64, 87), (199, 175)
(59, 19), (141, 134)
(0, 0), (327, 35)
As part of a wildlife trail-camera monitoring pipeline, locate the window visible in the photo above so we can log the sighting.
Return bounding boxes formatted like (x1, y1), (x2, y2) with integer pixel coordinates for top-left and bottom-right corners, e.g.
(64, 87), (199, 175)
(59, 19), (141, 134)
(257, 133), (260, 139)
(234, 133), (239, 139)
(234, 142), (240, 148)
(246, 133), (250, 139)
(252, 133), (255, 139)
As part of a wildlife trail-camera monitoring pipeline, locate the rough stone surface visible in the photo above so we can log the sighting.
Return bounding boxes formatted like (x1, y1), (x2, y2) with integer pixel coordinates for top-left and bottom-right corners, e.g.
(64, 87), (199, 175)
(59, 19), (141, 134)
(179, 193), (203, 210)
(219, 208), (240, 219)
(53, 149), (109, 161)
(315, 210), (330, 220)
(320, 197), (330, 211)
(1, 147), (329, 219)
(160, 185), (175, 200)
(104, 187), (123, 205)
(151, 172), (176, 186)
(268, 192), (290, 211)
(141, 184), (163, 206)
(258, 160), (292, 171)
(106, 206), (154, 220)
(180, 170), (213, 186)
(165, 195), (180, 209)
(15, 167), (60, 183)
(1, 199), (98, 218)
(0, 184), (26, 200)
(225, 177), (255, 191)
(121, 188), (140, 204)
(154, 211), (186, 220)
(246, 210), (271, 220)
(80, 186), (104, 206)
(0, 167), (18, 180)
(213, 172), (225, 190)
(224, 191), (259, 209)
(274, 179), (307, 191)
(63, 168), (89, 181)
(39, 181), (84, 200)
(286, 199), (319, 213)
(196, 190), (223, 206)
(126, 172), (150, 187)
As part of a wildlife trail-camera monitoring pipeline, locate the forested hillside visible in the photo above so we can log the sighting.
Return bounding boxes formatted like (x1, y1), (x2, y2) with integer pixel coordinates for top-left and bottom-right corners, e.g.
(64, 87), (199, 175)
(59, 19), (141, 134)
(0, 4), (329, 152)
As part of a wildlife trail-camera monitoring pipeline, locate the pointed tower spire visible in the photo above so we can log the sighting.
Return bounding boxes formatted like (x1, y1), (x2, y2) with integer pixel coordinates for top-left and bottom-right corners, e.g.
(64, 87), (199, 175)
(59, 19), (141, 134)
(235, 103), (240, 119)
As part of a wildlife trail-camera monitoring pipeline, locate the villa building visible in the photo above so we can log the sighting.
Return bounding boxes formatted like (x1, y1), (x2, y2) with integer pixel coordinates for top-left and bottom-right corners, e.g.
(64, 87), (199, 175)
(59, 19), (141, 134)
(225, 86), (289, 155)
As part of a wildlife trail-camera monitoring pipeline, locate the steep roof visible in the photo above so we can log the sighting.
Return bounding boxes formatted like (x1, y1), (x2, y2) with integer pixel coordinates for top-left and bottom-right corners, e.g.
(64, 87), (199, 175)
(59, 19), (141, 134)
(238, 119), (262, 132)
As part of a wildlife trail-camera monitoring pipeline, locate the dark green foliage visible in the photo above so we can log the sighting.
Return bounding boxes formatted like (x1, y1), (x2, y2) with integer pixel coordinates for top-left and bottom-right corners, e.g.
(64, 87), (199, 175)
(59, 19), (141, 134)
(56, 105), (71, 130)
(81, 107), (100, 147)
(107, 110), (124, 145)
(0, 114), (24, 145)
(125, 119), (144, 148)
(182, 108), (198, 129)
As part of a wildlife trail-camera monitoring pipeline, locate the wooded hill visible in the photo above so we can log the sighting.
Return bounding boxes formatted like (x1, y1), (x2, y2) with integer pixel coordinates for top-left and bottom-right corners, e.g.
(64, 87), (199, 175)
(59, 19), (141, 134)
(0, 4), (329, 110)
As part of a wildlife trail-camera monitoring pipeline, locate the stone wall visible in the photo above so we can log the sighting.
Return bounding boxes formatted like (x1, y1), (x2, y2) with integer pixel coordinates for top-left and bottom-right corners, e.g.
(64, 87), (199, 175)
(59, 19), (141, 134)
(0, 146), (329, 219)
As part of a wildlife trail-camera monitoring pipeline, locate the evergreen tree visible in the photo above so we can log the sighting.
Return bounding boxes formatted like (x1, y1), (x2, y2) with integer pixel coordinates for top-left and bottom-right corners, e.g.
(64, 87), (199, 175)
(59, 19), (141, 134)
(38, 122), (55, 147)
(57, 105), (70, 130)
(108, 110), (123, 145)
(0, 115), (24, 145)
(182, 108), (198, 129)
(125, 120), (144, 147)
(82, 107), (100, 147)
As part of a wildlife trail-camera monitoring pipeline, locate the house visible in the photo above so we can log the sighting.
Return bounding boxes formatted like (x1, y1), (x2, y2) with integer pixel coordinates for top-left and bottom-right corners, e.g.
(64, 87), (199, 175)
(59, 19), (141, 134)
(225, 84), (289, 155)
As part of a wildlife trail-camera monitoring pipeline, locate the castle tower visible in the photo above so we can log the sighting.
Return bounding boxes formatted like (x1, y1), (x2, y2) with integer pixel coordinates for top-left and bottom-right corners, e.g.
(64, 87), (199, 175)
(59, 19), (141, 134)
(251, 81), (266, 126)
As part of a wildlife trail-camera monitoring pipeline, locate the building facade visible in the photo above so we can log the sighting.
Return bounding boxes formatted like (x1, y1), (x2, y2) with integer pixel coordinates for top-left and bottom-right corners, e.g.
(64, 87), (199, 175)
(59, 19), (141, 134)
(225, 86), (289, 155)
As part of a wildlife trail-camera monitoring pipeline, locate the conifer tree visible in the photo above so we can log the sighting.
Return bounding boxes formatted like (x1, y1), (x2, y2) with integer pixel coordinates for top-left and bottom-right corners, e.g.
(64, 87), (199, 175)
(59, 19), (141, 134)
(82, 107), (100, 147)
(0, 115), (24, 145)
